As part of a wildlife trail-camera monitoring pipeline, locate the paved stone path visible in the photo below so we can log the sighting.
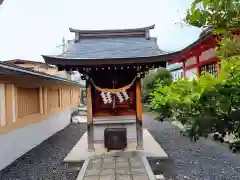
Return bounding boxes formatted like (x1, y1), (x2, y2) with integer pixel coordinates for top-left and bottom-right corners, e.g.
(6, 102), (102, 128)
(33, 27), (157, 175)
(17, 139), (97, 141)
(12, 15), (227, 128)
(81, 153), (151, 180)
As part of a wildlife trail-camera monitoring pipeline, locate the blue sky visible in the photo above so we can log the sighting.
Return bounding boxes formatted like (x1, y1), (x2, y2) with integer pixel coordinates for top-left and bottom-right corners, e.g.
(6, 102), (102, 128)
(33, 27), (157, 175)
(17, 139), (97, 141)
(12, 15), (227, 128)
(0, 0), (201, 62)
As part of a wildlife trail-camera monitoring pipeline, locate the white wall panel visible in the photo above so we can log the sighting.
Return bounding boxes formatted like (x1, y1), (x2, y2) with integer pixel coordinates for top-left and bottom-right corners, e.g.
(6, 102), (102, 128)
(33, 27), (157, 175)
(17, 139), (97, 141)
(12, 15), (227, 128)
(185, 68), (198, 80)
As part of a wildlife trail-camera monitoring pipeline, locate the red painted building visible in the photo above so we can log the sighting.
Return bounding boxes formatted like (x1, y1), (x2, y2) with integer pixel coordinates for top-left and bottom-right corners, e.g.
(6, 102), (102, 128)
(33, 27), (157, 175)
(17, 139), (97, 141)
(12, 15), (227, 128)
(168, 27), (240, 80)
(168, 28), (221, 80)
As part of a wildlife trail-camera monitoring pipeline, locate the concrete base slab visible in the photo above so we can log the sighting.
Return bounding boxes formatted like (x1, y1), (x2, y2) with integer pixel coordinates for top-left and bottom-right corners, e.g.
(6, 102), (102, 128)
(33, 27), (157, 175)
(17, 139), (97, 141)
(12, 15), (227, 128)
(64, 129), (168, 162)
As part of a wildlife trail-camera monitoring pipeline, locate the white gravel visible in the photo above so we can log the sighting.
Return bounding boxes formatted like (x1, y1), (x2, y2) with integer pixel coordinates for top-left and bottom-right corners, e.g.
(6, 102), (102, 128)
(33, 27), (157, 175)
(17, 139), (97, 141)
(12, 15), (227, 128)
(0, 124), (86, 180)
(143, 116), (240, 180)
(1, 116), (240, 180)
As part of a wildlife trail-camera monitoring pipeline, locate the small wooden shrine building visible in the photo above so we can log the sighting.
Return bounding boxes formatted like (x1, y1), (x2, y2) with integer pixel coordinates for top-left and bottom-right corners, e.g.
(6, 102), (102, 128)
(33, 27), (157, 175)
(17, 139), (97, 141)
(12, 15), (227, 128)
(42, 25), (179, 152)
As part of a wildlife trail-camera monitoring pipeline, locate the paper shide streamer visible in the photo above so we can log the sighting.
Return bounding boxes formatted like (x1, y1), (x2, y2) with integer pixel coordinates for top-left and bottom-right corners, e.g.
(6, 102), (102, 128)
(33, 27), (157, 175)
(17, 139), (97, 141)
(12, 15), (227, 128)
(100, 91), (129, 104)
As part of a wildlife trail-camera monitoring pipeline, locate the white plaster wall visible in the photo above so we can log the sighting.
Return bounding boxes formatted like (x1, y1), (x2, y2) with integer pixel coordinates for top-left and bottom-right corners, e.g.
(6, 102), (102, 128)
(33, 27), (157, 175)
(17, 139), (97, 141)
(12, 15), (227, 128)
(185, 68), (198, 80)
(0, 108), (72, 171)
(199, 48), (215, 62)
(185, 56), (197, 66)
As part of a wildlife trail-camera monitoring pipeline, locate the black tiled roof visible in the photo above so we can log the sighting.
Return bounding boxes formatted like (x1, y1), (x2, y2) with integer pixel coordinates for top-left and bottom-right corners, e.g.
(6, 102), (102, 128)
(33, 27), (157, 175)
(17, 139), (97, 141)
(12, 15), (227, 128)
(42, 25), (178, 68)
(57, 37), (166, 59)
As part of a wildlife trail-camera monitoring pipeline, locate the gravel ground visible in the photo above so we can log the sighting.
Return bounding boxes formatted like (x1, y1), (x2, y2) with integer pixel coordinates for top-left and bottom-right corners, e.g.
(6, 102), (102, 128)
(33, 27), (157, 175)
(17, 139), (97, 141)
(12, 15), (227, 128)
(1, 116), (240, 180)
(143, 115), (240, 180)
(0, 123), (86, 180)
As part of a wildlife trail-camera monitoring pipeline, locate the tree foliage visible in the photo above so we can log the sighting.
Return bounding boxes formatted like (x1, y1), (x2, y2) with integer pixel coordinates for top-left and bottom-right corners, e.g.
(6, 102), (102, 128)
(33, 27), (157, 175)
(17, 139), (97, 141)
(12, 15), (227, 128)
(185, 0), (240, 57)
(149, 58), (240, 138)
(142, 68), (172, 102)
(185, 0), (240, 29)
(148, 0), (240, 139)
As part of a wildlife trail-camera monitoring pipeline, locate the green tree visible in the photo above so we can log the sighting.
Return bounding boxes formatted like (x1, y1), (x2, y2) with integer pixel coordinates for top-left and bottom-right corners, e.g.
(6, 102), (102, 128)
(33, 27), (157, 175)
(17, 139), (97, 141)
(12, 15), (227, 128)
(142, 68), (172, 102)
(150, 58), (240, 138)
(185, 0), (240, 57)
(149, 0), (240, 139)
(185, 0), (240, 29)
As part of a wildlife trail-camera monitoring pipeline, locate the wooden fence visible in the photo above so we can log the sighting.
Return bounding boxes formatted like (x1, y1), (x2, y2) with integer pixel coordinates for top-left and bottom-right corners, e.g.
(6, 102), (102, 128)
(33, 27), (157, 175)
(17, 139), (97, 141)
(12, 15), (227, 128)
(0, 83), (81, 134)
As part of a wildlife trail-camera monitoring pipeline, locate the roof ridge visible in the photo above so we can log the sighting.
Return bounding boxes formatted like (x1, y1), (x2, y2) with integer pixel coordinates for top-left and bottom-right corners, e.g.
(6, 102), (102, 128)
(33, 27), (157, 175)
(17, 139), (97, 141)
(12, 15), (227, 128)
(69, 24), (155, 34)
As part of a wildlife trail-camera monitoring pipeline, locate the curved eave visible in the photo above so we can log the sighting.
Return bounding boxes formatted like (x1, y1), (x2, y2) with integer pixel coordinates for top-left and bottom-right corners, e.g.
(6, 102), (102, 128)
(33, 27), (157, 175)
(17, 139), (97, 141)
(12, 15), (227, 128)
(171, 32), (215, 64)
(42, 52), (180, 67)
(69, 24), (155, 34)
(181, 32), (213, 53)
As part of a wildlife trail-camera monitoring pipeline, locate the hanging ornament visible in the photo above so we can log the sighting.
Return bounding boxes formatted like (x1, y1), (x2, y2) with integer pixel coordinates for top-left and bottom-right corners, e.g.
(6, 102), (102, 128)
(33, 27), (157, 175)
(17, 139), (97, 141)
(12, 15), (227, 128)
(101, 92), (108, 104)
(116, 92), (124, 103)
(106, 92), (112, 103)
(122, 91), (129, 100)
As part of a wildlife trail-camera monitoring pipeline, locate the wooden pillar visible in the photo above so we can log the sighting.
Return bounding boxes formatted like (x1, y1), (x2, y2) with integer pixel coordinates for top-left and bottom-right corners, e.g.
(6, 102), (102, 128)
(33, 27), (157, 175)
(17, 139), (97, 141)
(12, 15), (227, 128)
(5, 84), (16, 123)
(60, 88), (63, 108)
(43, 87), (48, 114)
(196, 54), (201, 77)
(86, 78), (94, 151)
(183, 62), (186, 80)
(0, 84), (6, 127)
(136, 73), (143, 150)
(79, 88), (82, 105)
(11, 84), (16, 123)
(217, 62), (221, 75)
(39, 86), (44, 114)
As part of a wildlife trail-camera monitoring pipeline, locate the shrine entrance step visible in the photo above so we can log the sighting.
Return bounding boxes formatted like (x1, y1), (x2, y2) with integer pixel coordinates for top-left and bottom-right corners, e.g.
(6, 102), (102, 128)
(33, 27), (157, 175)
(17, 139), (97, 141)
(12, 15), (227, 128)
(76, 151), (161, 180)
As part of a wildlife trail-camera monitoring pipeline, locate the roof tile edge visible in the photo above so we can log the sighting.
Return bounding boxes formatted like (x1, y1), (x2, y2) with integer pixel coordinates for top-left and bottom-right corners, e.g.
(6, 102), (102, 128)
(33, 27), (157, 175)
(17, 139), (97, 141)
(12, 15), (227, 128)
(69, 24), (155, 34)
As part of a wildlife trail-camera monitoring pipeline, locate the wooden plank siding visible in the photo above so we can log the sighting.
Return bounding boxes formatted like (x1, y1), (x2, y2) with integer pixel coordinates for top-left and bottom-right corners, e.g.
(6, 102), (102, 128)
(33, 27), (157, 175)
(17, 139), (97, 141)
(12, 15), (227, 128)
(17, 87), (40, 118)
(47, 88), (61, 112)
(0, 82), (82, 134)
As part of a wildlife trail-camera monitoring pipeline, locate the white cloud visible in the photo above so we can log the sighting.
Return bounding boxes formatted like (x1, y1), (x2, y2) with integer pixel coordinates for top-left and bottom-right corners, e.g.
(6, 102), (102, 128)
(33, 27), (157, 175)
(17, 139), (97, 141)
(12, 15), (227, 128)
(0, 0), (201, 62)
